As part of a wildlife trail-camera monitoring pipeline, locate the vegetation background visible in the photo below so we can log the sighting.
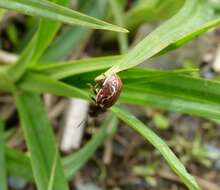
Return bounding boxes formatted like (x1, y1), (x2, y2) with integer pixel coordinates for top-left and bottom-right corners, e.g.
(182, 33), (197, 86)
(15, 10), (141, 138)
(0, 0), (220, 189)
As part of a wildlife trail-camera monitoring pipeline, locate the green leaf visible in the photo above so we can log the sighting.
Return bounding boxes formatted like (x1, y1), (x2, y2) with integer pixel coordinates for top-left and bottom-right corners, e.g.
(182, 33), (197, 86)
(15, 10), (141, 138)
(8, 0), (70, 82)
(0, 8), (6, 21)
(32, 54), (220, 121)
(98, 0), (220, 80)
(3, 128), (16, 141)
(15, 92), (69, 190)
(110, 0), (128, 53)
(6, 147), (34, 182)
(125, 0), (184, 30)
(111, 107), (200, 190)
(5, 115), (118, 181)
(47, 149), (59, 190)
(103, 0), (184, 43)
(119, 68), (198, 84)
(121, 88), (220, 120)
(35, 55), (121, 79)
(132, 75), (220, 104)
(8, 37), (39, 82)
(16, 20), (38, 53)
(0, 120), (7, 190)
(6, 0), (127, 82)
(40, 26), (92, 62)
(18, 72), (89, 100)
(35, 54), (196, 82)
(63, 114), (118, 178)
(6, 23), (19, 47)
(0, 67), (14, 92)
(36, 54), (220, 121)
(40, 0), (109, 62)
(19, 67), (196, 105)
(26, 0), (69, 66)
(120, 75), (220, 120)
(0, 0), (128, 33)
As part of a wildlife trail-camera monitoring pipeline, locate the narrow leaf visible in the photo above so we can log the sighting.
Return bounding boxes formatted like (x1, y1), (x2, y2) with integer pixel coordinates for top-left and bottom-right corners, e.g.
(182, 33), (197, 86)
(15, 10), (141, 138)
(120, 74), (220, 120)
(0, 120), (7, 190)
(6, 115), (118, 181)
(47, 149), (59, 190)
(18, 72), (89, 100)
(0, 67), (15, 92)
(125, 0), (184, 30)
(111, 107), (200, 190)
(6, 0), (127, 83)
(32, 56), (220, 121)
(6, 148), (34, 182)
(133, 75), (220, 104)
(40, 0), (109, 62)
(110, 0), (128, 53)
(0, 0), (128, 33)
(98, 0), (220, 79)
(121, 87), (220, 120)
(35, 55), (121, 79)
(27, 0), (70, 65)
(15, 92), (69, 190)
(34, 55), (195, 80)
(8, 0), (70, 82)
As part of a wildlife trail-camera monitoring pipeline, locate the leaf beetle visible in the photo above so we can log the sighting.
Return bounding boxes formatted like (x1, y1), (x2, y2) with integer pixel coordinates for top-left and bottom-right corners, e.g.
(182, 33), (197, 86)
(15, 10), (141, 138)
(89, 73), (122, 117)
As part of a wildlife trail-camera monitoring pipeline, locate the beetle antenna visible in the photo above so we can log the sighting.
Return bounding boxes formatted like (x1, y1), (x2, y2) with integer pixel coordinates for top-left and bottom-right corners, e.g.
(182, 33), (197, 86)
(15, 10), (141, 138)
(76, 119), (86, 128)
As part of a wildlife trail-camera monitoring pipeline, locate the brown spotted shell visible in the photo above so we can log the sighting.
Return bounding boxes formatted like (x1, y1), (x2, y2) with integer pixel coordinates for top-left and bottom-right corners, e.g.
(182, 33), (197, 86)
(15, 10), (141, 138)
(96, 74), (122, 109)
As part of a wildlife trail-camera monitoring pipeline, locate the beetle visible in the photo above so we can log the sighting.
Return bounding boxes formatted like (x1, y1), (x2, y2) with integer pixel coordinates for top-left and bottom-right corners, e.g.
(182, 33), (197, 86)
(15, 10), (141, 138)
(89, 73), (122, 117)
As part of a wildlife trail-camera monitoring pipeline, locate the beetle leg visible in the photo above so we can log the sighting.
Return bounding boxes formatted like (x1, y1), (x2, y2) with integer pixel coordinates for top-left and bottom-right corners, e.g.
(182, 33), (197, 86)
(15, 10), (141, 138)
(87, 83), (98, 95)
(87, 83), (93, 90)
(94, 83), (100, 94)
(89, 94), (96, 102)
(91, 96), (96, 102)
